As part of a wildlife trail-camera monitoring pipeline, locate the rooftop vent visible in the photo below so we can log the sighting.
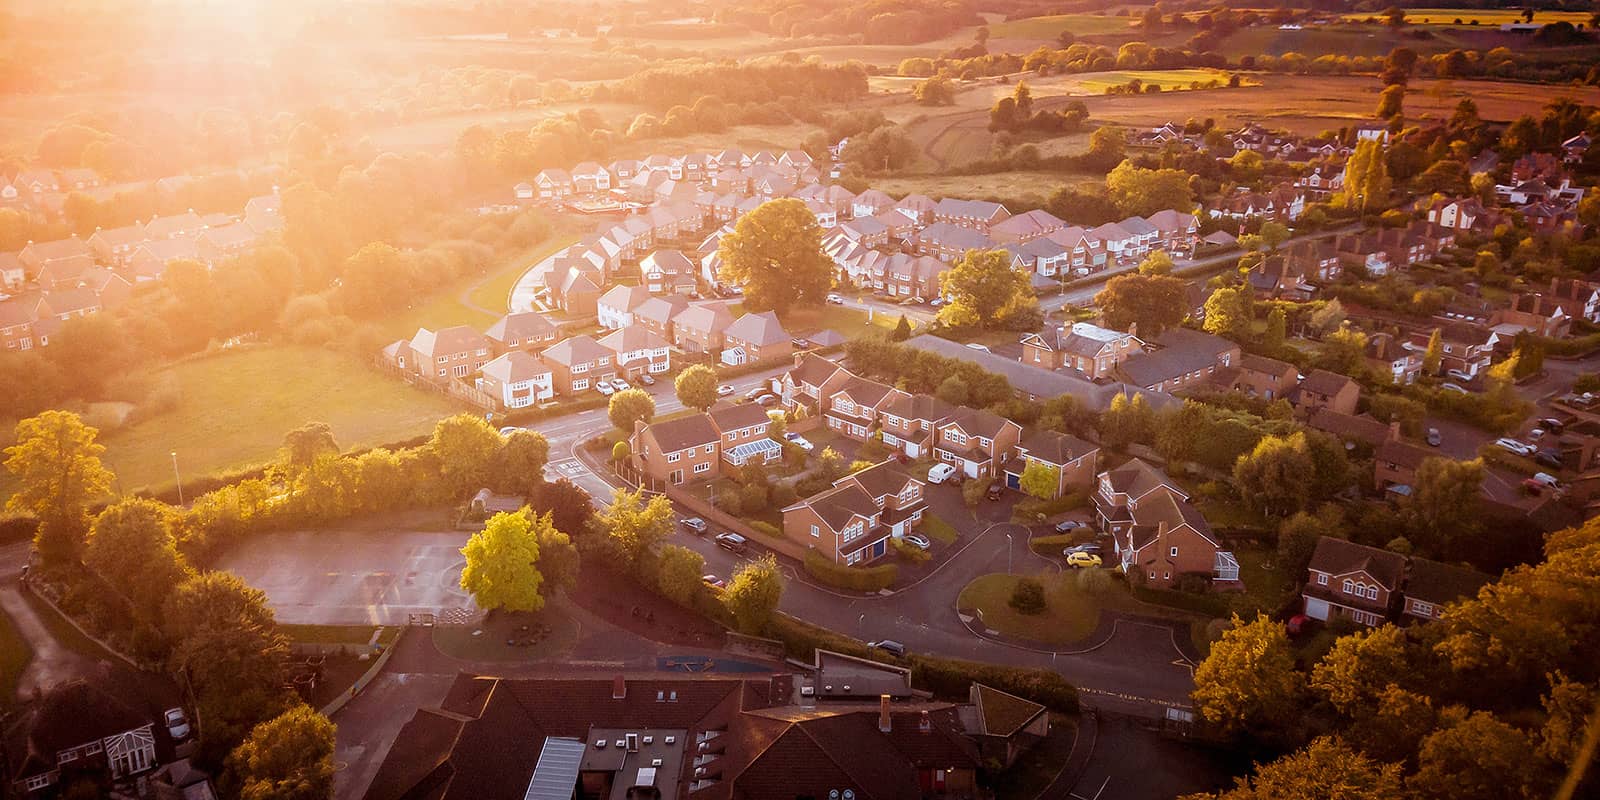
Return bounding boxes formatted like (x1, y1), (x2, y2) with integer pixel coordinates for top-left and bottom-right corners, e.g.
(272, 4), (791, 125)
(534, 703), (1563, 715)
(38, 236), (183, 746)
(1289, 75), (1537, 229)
(664, 736), (676, 744)
(652, 758), (663, 767)
(595, 740), (606, 749)
(643, 736), (654, 745)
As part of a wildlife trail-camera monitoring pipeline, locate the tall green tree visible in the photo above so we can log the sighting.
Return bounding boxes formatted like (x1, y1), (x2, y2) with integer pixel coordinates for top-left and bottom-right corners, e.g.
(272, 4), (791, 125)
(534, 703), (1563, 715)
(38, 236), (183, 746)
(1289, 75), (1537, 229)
(1341, 140), (1391, 214)
(279, 422), (340, 479)
(891, 314), (912, 341)
(85, 498), (194, 625)
(608, 388), (656, 433)
(4, 410), (116, 566)
(723, 554), (783, 634)
(600, 487), (674, 570)
(656, 544), (706, 606)
(1262, 306), (1286, 350)
(1093, 274), (1188, 336)
(1181, 736), (1404, 800)
(428, 414), (503, 497)
(1191, 614), (1306, 742)
(1137, 250), (1174, 275)
(1421, 328), (1443, 375)
(1410, 710), (1536, 800)
(459, 511), (547, 613)
(1310, 625), (1414, 718)
(1202, 285), (1254, 340)
(1376, 84), (1405, 119)
(936, 249), (1036, 330)
(1018, 461), (1061, 500)
(1403, 457), (1483, 555)
(225, 704), (336, 800)
(1099, 392), (1155, 448)
(675, 364), (719, 412)
(1277, 505), (1346, 579)
(913, 76), (955, 106)
(1106, 160), (1193, 217)
(491, 429), (550, 497)
(716, 198), (833, 313)
(1234, 432), (1317, 517)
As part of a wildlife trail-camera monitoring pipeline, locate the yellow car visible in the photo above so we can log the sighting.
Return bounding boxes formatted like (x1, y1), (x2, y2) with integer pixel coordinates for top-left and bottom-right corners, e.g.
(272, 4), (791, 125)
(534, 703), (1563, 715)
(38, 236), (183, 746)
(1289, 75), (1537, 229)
(1065, 552), (1103, 569)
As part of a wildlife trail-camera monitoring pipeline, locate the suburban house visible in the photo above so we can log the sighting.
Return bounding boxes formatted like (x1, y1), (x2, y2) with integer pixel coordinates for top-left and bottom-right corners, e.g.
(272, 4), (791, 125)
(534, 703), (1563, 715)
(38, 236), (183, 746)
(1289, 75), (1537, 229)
(1406, 323), (1496, 379)
(633, 295), (691, 343)
(1093, 459), (1236, 587)
(877, 392), (958, 459)
(917, 222), (994, 262)
(533, 168), (574, 199)
(127, 238), (202, 281)
(823, 375), (898, 441)
(18, 237), (91, 277)
(933, 198), (1010, 231)
(1366, 333), (1422, 385)
(779, 352), (853, 414)
(393, 325), (492, 382)
(547, 261), (603, 316)
(630, 413), (722, 485)
(783, 460), (926, 564)
(1373, 437), (1437, 492)
(1291, 369), (1361, 416)
(597, 284), (654, 330)
(475, 350), (554, 410)
(484, 312), (558, 355)
(596, 326), (672, 380)
(1116, 327), (1241, 393)
(541, 334), (616, 395)
(709, 403), (782, 467)
(963, 684), (1050, 769)
(933, 408), (1023, 480)
(721, 311), (791, 366)
(672, 301), (736, 354)
(1002, 429), (1099, 498)
(5, 681), (175, 797)
(571, 161), (611, 193)
(196, 221), (259, 263)
(1220, 353), (1299, 400)
(1301, 536), (1488, 627)
(989, 209), (1065, 243)
(364, 673), (984, 800)
(0, 253), (22, 290)
(86, 224), (148, 267)
(639, 250), (698, 295)
(1020, 322), (1143, 379)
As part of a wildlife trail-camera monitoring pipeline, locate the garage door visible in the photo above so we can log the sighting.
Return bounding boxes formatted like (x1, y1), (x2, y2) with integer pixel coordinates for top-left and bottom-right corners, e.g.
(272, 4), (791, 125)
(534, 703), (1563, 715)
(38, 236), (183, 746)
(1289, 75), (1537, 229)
(1304, 598), (1329, 622)
(1006, 472), (1020, 489)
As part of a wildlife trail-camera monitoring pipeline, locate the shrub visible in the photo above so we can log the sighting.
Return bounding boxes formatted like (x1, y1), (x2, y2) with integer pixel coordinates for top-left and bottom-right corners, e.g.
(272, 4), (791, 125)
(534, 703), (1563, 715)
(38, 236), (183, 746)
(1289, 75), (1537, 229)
(1014, 490), (1086, 521)
(891, 538), (930, 563)
(770, 482), (798, 507)
(1026, 533), (1075, 555)
(714, 491), (744, 516)
(803, 550), (897, 591)
(749, 520), (782, 539)
(0, 516), (39, 546)
(910, 655), (1079, 712)
(1008, 578), (1046, 614)
(767, 613), (878, 661)
(611, 441), (631, 462)
(961, 478), (987, 508)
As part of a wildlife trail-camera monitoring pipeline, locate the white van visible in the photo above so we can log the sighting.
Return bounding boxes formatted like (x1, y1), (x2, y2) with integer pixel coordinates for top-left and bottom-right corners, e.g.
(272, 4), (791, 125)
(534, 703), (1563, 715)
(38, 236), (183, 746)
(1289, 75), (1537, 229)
(927, 463), (957, 484)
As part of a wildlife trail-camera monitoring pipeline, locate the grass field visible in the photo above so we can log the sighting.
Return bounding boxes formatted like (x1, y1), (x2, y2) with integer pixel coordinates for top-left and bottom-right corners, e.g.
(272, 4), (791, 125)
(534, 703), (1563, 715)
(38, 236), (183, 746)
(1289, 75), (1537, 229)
(1339, 9), (1592, 25)
(780, 304), (905, 339)
(281, 624), (400, 646)
(388, 227), (585, 339)
(990, 13), (1134, 39)
(922, 513), (960, 544)
(871, 171), (1096, 203)
(93, 346), (459, 493)
(0, 607), (31, 707)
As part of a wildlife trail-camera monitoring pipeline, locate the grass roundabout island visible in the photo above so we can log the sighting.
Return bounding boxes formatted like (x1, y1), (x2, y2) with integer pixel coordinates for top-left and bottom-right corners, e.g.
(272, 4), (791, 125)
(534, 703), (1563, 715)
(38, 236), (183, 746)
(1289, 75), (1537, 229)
(957, 571), (1115, 646)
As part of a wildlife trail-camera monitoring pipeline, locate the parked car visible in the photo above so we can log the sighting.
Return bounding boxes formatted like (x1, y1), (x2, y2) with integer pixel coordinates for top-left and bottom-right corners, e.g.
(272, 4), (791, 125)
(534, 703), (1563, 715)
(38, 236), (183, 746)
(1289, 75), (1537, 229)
(639, 373), (656, 386)
(1539, 417), (1565, 434)
(499, 426), (520, 437)
(1053, 519), (1086, 532)
(596, 382), (615, 396)
(869, 640), (907, 658)
(790, 337), (811, 349)
(826, 293), (845, 305)
(1535, 450), (1564, 469)
(745, 386), (768, 401)
(1065, 552), (1103, 569)
(715, 532), (749, 554)
(929, 297), (945, 307)
(964, 342), (990, 353)
(927, 463), (957, 484)
(1495, 438), (1536, 456)
(1530, 428), (1546, 441)
(1426, 428), (1441, 447)
(716, 384), (735, 397)
(165, 708), (192, 741)
(1523, 477), (1549, 494)
(680, 517), (708, 535)
(1533, 471), (1560, 488)
(1446, 369), (1474, 383)
(1063, 543), (1103, 556)
(701, 575), (726, 590)
(610, 378), (630, 392)
(986, 481), (1004, 501)
(1440, 383), (1468, 394)
(903, 533), (931, 550)
(755, 394), (778, 407)
(784, 432), (813, 452)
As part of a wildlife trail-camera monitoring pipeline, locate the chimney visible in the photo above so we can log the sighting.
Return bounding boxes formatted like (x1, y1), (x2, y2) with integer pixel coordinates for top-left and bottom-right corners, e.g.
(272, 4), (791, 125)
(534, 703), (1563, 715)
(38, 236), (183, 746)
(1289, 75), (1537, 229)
(879, 694), (891, 733)
(918, 710), (932, 733)
(1127, 321), (1138, 339)
(1387, 419), (1401, 443)
(612, 675), (627, 700)
(793, 350), (805, 369)
(1156, 521), (1169, 558)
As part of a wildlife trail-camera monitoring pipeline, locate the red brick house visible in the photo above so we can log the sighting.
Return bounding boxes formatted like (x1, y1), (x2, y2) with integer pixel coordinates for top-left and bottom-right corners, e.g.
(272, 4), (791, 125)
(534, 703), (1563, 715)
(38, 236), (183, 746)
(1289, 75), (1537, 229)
(779, 352), (852, 414)
(672, 302), (735, 354)
(87, 224), (148, 267)
(1002, 429), (1099, 498)
(1094, 459), (1235, 587)
(1301, 536), (1404, 627)
(1291, 369), (1361, 416)
(876, 391), (958, 459)
(633, 295), (691, 344)
(475, 350), (554, 410)
(541, 334), (616, 395)
(390, 325), (492, 383)
(782, 461), (926, 565)
(18, 237), (91, 278)
(1222, 353), (1299, 400)
(631, 413), (722, 485)
(484, 312), (558, 356)
(1020, 322), (1142, 378)
(710, 403), (782, 467)
(823, 375), (898, 441)
(721, 311), (792, 366)
(1373, 438), (1436, 491)
(933, 408), (1022, 480)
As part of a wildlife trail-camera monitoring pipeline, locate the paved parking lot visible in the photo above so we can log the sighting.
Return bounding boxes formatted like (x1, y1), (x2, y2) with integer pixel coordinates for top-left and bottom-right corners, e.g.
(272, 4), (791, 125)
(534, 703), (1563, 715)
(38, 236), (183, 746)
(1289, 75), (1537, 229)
(216, 529), (474, 625)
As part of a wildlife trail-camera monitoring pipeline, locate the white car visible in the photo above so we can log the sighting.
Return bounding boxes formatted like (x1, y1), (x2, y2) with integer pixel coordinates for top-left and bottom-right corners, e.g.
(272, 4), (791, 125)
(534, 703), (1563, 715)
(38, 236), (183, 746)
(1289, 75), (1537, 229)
(826, 293), (845, 305)
(596, 382), (615, 396)
(1532, 472), (1560, 488)
(716, 385), (735, 397)
(1495, 438), (1535, 456)
(964, 342), (990, 352)
(784, 432), (814, 452)
(1446, 369), (1474, 383)
(903, 533), (931, 550)
(498, 426), (519, 437)
(165, 708), (192, 741)
(927, 463), (957, 484)
(610, 378), (630, 392)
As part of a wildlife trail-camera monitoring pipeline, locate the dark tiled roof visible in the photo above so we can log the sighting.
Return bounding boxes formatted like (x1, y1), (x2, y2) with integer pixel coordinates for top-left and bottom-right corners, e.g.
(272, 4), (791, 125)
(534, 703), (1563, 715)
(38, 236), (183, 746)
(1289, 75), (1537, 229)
(843, 461), (918, 500)
(1118, 327), (1235, 387)
(1240, 353), (1296, 378)
(1017, 428), (1095, 465)
(643, 413), (720, 453)
(803, 483), (882, 531)
(709, 403), (771, 433)
(1298, 368), (1358, 398)
(1405, 558), (1491, 606)
(835, 376), (896, 409)
(878, 392), (956, 425)
(970, 684), (1046, 738)
(942, 407), (1013, 440)
(1307, 536), (1405, 590)
(789, 352), (844, 388)
(1375, 439), (1434, 471)
(1307, 409), (1390, 445)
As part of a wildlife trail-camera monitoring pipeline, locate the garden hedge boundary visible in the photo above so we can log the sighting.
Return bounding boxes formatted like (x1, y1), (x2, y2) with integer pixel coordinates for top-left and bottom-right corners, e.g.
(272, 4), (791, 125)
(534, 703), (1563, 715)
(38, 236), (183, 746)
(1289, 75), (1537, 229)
(803, 550), (897, 592)
(910, 654), (1080, 713)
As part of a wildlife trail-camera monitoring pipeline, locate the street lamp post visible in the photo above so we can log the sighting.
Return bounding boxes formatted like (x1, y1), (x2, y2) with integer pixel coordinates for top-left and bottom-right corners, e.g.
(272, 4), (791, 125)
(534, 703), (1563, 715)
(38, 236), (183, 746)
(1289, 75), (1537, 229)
(171, 451), (184, 506)
(1005, 533), (1013, 575)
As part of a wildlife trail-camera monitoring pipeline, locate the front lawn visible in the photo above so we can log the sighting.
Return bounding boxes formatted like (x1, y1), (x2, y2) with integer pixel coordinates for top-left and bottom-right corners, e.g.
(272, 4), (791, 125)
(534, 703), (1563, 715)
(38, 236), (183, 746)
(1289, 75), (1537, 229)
(1231, 546), (1298, 616)
(86, 345), (459, 493)
(921, 512), (960, 545)
(958, 573), (1104, 646)
(780, 304), (903, 340)
(281, 624), (399, 648)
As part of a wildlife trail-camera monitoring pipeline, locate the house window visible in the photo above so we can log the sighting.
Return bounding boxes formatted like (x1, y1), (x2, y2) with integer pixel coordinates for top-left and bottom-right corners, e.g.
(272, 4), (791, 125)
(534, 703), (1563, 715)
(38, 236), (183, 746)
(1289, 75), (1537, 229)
(1365, 585), (1378, 600)
(572, 378), (590, 391)
(667, 453), (681, 463)
(1169, 546), (1178, 557)
(810, 524), (820, 538)
(704, 444), (714, 454)
(693, 462), (711, 474)
(58, 750), (77, 765)
(1317, 574), (1328, 586)
(24, 775), (50, 791)
(1342, 579), (1355, 594)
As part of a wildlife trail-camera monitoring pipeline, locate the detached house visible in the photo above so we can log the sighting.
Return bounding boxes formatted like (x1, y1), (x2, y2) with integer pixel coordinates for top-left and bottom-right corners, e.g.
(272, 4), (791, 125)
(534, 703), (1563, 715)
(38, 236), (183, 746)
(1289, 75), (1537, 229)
(722, 311), (791, 365)
(989, 209), (1065, 244)
(876, 391), (958, 459)
(1020, 322), (1142, 379)
(571, 162), (611, 194)
(533, 168), (574, 199)
(596, 284), (653, 330)
(673, 301), (736, 354)
(475, 350), (554, 409)
(1117, 327), (1240, 394)
(933, 408), (1023, 480)
(596, 326), (672, 380)
(87, 224), (148, 267)
(780, 352), (853, 414)
(5, 681), (171, 797)
(1093, 459), (1236, 587)
(484, 311), (558, 355)
(394, 325), (491, 382)
(710, 403), (782, 467)
(1002, 429), (1099, 498)
(783, 461), (926, 565)
(631, 413), (722, 485)
(639, 249), (698, 295)
(633, 294), (691, 343)
(824, 376), (898, 440)
(1299, 537), (1488, 627)
(541, 334), (616, 395)
(1291, 369), (1361, 416)
(1222, 353), (1299, 400)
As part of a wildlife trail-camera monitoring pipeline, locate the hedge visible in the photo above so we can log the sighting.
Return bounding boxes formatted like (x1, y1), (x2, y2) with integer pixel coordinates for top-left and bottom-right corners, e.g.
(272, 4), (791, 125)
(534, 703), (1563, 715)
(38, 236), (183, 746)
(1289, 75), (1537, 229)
(1026, 534), (1075, 556)
(910, 654), (1080, 713)
(0, 516), (38, 546)
(1132, 584), (1232, 618)
(803, 550), (898, 592)
(749, 520), (782, 539)
(767, 613), (879, 661)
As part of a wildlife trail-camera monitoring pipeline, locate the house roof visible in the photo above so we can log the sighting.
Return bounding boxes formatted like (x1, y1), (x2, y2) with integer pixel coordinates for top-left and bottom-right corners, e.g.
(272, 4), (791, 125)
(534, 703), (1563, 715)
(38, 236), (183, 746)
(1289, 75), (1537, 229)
(1297, 368), (1358, 399)
(900, 334), (1178, 413)
(1017, 429), (1096, 465)
(1404, 558), (1492, 607)
(809, 329), (848, 347)
(726, 311), (789, 347)
(1307, 408), (1391, 446)
(541, 334), (611, 366)
(968, 683), (1047, 738)
(989, 209), (1064, 239)
(1102, 457), (1182, 499)
(1128, 489), (1215, 549)
(1118, 327), (1235, 387)
(201, 220), (257, 249)
(144, 211), (204, 238)
(598, 284), (652, 314)
(710, 403), (772, 433)
(841, 460), (919, 500)
(1307, 536), (1405, 589)
(22, 237), (90, 263)
(789, 352), (845, 389)
(878, 392), (956, 425)
(642, 413), (721, 454)
(484, 312), (556, 345)
(834, 376), (897, 409)
(90, 223), (148, 248)
(800, 482), (882, 531)
(674, 302), (736, 335)
(1375, 439), (1434, 472)
(597, 325), (670, 353)
(410, 325), (487, 359)
(479, 350), (550, 384)
(5, 680), (154, 781)
(1239, 353), (1296, 379)
(641, 249), (695, 275)
(942, 407), (1013, 440)
(633, 294), (691, 326)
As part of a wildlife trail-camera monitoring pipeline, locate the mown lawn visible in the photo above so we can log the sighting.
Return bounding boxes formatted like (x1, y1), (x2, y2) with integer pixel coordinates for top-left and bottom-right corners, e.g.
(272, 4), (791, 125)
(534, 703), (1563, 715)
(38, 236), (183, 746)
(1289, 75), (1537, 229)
(779, 304), (902, 340)
(0, 607), (32, 707)
(387, 230), (583, 339)
(93, 346), (458, 493)
(921, 512), (960, 544)
(281, 624), (399, 647)
(958, 572), (1104, 645)
(989, 13), (1134, 38)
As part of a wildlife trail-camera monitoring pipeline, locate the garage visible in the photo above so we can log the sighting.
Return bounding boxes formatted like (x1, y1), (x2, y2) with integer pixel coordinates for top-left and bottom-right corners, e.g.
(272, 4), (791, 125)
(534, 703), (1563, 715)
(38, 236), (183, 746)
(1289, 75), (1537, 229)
(1304, 597), (1329, 621)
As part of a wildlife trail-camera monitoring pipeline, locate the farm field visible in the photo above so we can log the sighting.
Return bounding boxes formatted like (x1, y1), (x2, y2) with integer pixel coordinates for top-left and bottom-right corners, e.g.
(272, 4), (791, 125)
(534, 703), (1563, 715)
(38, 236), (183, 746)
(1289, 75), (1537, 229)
(870, 170), (1096, 203)
(1339, 8), (1593, 25)
(988, 13), (1136, 40)
(89, 346), (458, 494)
